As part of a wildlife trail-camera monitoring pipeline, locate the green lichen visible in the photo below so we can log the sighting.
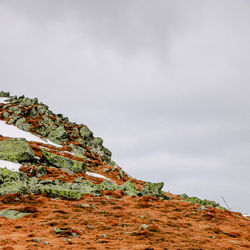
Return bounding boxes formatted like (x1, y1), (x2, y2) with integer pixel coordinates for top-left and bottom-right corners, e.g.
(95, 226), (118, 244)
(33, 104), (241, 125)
(122, 181), (139, 196)
(0, 209), (30, 219)
(0, 91), (10, 97)
(41, 149), (85, 173)
(98, 180), (120, 191)
(79, 125), (93, 140)
(0, 138), (35, 163)
(0, 168), (20, 183)
(48, 126), (68, 142)
(181, 193), (227, 210)
(69, 144), (88, 160)
(140, 182), (164, 197)
(0, 167), (168, 200)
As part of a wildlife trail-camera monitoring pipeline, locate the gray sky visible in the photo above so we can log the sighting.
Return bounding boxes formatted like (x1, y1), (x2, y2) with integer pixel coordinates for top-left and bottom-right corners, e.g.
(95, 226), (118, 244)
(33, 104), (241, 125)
(0, 0), (249, 214)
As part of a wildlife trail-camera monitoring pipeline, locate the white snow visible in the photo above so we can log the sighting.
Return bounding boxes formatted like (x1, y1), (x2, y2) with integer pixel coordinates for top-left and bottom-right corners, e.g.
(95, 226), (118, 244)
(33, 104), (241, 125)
(0, 97), (10, 103)
(0, 120), (61, 147)
(0, 97), (9, 103)
(86, 171), (117, 184)
(243, 214), (249, 217)
(0, 159), (22, 172)
(86, 171), (111, 180)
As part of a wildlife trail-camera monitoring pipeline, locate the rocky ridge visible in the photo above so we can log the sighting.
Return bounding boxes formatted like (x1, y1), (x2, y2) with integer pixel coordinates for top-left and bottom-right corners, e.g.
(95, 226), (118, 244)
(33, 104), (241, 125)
(0, 90), (249, 249)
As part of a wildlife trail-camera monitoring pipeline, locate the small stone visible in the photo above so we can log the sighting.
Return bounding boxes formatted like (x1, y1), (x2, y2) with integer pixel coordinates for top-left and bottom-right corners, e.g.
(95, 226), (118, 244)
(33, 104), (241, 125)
(33, 237), (41, 243)
(43, 241), (49, 245)
(82, 203), (91, 208)
(209, 236), (216, 239)
(54, 227), (64, 234)
(36, 165), (47, 177)
(139, 224), (149, 230)
(198, 206), (206, 211)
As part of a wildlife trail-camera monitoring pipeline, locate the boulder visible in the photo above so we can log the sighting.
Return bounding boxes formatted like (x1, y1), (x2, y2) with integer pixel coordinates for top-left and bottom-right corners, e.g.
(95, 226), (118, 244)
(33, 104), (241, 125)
(69, 144), (87, 160)
(0, 209), (31, 219)
(139, 182), (164, 197)
(79, 125), (93, 140)
(0, 168), (29, 195)
(48, 126), (68, 141)
(41, 149), (86, 173)
(122, 181), (139, 196)
(0, 138), (35, 163)
(0, 91), (10, 97)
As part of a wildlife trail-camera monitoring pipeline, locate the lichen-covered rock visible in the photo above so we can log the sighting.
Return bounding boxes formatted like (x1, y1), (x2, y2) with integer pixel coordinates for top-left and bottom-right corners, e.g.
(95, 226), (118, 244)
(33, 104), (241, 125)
(69, 144), (87, 160)
(102, 147), (112, 162)
(70, 127), (79, 137)
(0, 91), (10, 97)
(0, 168), (29, 195)
(15, 117), (31, 132)
(122, 181), (139, 196)
(36, 127), (49, 137)
(98, 180), (120, 191)
(3, 111), (10, 119)
(6, 116), (20, 125)
(18, 123), (31, 132)
(0, 138), (35, 163)
(0, 209), (31, 219)
(30, 107), (38, 116)
(0, 166), (168, 200)
(36, 165), (47, 177)
(48, 126), (68, 142)
(7, 106), (22, 116)
(37, 186), (83, 200)
(140, 182), (164, 197)
(0, 167), (27, 183)
(37, 104), (48, 115)
(79, 125), (93, 140)
(180, 193), (226, 210)
(41, 149), (86, 173)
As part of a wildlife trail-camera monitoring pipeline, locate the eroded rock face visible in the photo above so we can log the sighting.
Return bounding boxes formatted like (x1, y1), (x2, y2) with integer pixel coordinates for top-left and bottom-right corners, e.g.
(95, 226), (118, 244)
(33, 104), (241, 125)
(0, 138), (35, 163)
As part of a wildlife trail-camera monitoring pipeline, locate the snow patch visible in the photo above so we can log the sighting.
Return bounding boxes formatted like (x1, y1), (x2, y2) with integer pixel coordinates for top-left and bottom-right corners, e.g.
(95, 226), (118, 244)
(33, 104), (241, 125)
(0, 120), (61, 147)
(86, 171), (110, 180)
(0, 97), (10, 104)
(0, 159), (22, 172)
(86, 171), (117, 184)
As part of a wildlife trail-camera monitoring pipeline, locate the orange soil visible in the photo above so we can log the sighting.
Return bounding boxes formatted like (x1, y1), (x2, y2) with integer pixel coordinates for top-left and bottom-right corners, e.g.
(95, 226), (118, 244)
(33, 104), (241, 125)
(0, 193), (249, 249)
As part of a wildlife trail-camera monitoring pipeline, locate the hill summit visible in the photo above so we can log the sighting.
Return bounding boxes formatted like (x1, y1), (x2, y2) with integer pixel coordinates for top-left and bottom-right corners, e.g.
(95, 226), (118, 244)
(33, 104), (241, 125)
(0, 91), (249, 249)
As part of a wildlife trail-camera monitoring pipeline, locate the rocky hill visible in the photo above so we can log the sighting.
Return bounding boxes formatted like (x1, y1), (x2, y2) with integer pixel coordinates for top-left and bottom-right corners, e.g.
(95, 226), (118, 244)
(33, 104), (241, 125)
(0, 91), (249, 249)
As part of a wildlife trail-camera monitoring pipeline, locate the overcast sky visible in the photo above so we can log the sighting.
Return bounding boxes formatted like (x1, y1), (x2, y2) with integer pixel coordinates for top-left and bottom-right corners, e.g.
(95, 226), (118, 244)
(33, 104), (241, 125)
(0, 0), (249, 214)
